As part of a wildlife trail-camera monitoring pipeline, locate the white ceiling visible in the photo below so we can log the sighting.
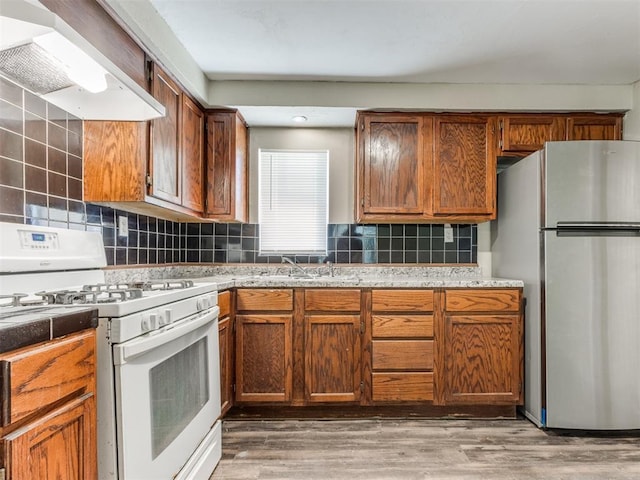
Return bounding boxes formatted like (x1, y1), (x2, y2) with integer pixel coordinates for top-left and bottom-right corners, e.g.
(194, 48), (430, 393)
(135, 0), (640, 126)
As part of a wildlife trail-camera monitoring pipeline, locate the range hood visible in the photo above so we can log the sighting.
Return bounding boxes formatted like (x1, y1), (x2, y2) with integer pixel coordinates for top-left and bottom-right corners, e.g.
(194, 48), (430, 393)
(0, 0), (165, 120)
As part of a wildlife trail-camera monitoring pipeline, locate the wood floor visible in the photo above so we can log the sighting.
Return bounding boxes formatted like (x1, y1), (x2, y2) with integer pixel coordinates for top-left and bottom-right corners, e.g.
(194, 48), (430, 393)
(209, 418), (640, 479)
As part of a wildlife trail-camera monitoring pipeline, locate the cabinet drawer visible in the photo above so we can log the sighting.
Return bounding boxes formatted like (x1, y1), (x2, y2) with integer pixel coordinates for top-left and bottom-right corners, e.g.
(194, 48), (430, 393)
(372, 372), (433, 401)
(218, 290), (231, 318)
(372, 340), (433, 370)
(372, 315), (433, 338)
(236, 289), (293, 311)
(445, 289), (520, 312)
(372, 290), (434, 312)
(0, 330), (95, 427)
(305, 289), (361, 311)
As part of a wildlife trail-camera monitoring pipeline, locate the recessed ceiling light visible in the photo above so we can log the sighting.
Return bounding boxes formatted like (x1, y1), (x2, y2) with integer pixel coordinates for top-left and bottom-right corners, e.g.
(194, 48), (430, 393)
(292, 115), (307, 123)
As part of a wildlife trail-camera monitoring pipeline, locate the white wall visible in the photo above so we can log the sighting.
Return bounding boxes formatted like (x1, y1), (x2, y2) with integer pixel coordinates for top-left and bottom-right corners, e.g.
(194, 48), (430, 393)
(248, 128), (355, 224)
(623, 80), (640, 141)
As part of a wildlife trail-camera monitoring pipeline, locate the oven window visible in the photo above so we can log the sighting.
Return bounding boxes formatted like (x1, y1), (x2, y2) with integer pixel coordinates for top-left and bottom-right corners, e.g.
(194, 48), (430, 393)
(149, 337), (210, 458)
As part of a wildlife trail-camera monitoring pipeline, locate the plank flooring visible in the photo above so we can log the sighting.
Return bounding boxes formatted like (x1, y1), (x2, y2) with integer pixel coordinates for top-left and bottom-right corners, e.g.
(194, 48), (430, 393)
(209, 418), (640, 479)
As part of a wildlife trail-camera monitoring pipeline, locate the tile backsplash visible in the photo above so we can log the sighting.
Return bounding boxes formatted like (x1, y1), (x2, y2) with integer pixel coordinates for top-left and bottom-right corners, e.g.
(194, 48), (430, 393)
(0, 75), (477, 266)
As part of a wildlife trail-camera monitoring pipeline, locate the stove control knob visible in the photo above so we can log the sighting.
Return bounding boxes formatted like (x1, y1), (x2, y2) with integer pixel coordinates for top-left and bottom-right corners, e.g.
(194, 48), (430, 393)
(162, 309), (173, 325)
(142, 313), (159, 332)
(141, 315), (151, 332)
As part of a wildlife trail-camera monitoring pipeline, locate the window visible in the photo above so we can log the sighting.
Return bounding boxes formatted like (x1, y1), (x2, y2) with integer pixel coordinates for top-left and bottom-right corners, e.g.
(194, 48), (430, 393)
(259, 149), (329, 255)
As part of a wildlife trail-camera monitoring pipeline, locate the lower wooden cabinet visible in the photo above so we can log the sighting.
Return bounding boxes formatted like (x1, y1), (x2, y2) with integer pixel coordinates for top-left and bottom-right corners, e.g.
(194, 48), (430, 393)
(217, 290), (234, 416)
(3, 393), (96, 480)
(0, 329), (97, 480)
(370, 289), (435, 402)
(304, 289), (362, 403)
(231, 287), (523, 410)
(235, 313), (293, 403)
(438, 289), (523, 405)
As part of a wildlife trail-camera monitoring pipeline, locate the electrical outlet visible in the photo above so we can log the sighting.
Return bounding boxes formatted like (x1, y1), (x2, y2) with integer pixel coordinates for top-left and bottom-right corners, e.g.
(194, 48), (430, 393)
(118, 215), (128, 237)
(444, 224), (454, 243)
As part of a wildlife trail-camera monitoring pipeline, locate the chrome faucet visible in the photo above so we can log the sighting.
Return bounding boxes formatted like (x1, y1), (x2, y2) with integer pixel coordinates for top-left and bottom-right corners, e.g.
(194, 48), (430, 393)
(325, 260), (335, 277)
(281, 256), (313, 278)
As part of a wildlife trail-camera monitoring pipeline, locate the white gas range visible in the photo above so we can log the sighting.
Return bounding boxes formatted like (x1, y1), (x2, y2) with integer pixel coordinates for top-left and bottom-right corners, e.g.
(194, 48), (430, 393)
(0, 222), (222, 480)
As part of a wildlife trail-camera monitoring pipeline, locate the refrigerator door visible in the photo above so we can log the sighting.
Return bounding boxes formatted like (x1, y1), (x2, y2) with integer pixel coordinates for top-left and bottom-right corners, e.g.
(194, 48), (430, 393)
(544, 230), (640, 429)
(544, 141), (640, 228)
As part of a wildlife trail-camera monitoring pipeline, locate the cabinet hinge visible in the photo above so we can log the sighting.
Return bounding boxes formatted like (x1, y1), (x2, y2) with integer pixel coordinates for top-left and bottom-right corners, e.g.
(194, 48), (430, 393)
(146, 60), (154, 84)
(360, 320), (365, 334)
(360, 381), (365, 392)
(146, 174), (153, 187)
(233, 383), (236, 393)
(0, 467), (5, 480)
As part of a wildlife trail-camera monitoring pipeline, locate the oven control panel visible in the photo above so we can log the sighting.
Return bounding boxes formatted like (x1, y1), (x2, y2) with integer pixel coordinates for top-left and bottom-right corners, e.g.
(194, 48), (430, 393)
(19, 230), (60, 250)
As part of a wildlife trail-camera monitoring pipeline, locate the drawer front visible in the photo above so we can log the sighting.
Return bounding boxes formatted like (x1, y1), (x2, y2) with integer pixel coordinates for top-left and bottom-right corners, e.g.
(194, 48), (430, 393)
(372, 315), (433, 338)
(218, 290), (231, 318)
(372, 290), (434, 312)
(372, 372), (434, 401)
(236, 289), (293, 311)
(305, 289), (361, 312)
(372, 340), (433, 370)
(445, 289), (520, 312)
(0, 329), (95, 427)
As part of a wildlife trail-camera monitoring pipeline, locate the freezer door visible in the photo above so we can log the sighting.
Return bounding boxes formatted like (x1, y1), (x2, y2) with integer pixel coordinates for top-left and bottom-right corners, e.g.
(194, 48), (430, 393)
(544, 231), (640, 429)
(544, 141), (640, 228)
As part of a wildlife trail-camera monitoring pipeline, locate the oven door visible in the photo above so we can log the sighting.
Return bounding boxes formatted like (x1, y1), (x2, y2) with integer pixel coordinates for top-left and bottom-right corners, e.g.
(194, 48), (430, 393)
(112, 307), (220, 480)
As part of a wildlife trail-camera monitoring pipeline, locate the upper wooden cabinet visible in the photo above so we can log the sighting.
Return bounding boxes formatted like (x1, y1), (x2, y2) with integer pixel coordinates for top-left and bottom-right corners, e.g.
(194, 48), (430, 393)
(358, 114), (428, 218)
(567, 114), (623, 140)
(357, 111), (624, 223)
(356, 112), (495, 223)
(84, 63), (205, 221)
(498, 113), (623, 156)
(498, 115), (566, 155)
(180, 95), (206, 213)
(205, 111), (249, 222)
(433, 116), (496, 217)
(149, 64), (182, 205)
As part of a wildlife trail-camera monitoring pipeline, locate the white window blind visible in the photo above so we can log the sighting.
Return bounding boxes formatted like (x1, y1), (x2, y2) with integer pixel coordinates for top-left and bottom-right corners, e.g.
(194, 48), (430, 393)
(259, 149), (329, 255)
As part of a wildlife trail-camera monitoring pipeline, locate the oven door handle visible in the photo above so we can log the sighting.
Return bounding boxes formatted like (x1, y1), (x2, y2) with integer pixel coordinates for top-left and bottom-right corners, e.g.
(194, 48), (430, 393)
(114, 306), (219, 365)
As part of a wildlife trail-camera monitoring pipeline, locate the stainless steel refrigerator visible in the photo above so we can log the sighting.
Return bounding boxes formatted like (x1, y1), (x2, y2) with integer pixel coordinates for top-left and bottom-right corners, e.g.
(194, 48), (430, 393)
(492, 140), (640, 430)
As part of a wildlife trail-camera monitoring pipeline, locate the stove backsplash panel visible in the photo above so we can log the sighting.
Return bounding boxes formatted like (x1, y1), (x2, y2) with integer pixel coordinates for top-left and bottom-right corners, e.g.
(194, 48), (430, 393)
(1, 76), (477, 266)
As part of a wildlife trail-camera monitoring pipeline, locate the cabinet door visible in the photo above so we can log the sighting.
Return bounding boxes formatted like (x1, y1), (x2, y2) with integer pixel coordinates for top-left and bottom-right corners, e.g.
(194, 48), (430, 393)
(442, 314), (522, 405)
(180, 94), (205, 212)
(218, 316), (232, 416)
(304, 315), (361, 403)
(150, 64), (181, 204)
(83, 121), (148, 203)
(499, 116), (565, 154)
(567, 115), (623, 140)
(358, 114), (429, 219)
(3, 393), (96, 480)
(433, 116), (496, 216)
(235, 314), (293, 403)
(205, 112), (248, 222)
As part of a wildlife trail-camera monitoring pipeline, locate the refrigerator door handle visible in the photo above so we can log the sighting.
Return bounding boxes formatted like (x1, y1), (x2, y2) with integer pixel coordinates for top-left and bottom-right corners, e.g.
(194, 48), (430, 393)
(553, 222), (640, 237)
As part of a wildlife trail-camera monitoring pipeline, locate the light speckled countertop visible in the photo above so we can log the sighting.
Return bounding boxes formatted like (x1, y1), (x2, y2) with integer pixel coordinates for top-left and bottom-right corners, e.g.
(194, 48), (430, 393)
(104, 264), (523, 290)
